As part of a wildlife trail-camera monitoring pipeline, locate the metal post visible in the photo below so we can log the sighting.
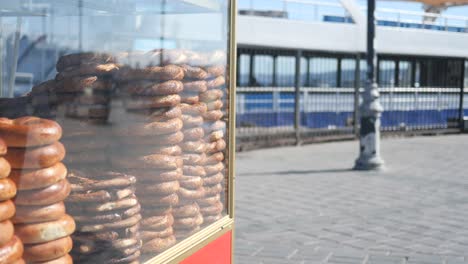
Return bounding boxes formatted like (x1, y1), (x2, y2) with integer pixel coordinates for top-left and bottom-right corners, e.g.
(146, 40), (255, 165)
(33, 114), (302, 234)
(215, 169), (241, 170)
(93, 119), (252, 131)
(459, 59), (465, 129)
(337, 57), (342, 88)
(249, 52), (255, 86)
(354, 0), (384, 170)
(295, 50), (302, 145)
(353, 54), (360, 137)
(272, 55), (277, 87)
(394, 59), (400, 87)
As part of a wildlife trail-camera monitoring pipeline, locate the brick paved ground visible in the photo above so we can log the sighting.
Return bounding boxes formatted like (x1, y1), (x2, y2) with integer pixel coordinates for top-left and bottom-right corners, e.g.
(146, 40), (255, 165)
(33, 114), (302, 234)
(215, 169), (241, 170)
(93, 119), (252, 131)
(234, 135), (468, 264)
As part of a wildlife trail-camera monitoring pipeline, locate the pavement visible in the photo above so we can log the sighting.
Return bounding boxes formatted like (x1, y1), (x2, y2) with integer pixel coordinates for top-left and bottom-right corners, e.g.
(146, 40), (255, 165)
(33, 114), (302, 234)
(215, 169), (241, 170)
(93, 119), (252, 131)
(234, 135), (468, 264)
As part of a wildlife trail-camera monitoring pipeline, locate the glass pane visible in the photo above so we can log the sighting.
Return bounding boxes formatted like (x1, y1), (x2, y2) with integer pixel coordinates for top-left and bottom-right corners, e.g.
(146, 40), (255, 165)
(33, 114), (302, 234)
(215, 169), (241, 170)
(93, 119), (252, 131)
(253, 54), (274, 86)
(378, 60), (396, 87)
(309, 57), (337, 87)
(418, 59), (462, 88)
(399, 61), (412, 87)
(275, 56), (295, 87)
(341, 58), (356, 88)
(0, 0), (231, 262)
(415, 61), (421, 87)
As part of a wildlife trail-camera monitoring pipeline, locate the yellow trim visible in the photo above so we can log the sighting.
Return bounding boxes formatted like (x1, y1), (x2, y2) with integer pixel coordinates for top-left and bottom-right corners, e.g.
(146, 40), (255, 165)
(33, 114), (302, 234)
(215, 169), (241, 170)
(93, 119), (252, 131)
(228, 0), (237, 221)
(144, 1), (237, 263)
(228, 0), (237, 263)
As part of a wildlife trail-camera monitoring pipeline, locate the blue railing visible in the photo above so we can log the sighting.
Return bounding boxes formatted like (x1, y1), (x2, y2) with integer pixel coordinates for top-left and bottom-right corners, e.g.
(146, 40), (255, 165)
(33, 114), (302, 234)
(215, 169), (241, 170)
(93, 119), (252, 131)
(324, 15), (467, 33)
(237, 87), (464, 135)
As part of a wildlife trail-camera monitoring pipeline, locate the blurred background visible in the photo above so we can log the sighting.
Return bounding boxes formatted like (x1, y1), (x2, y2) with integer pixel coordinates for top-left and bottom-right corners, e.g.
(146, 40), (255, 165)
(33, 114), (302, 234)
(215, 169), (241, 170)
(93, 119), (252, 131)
(235, 0), (468, 150)
(234, 1), (468, 263)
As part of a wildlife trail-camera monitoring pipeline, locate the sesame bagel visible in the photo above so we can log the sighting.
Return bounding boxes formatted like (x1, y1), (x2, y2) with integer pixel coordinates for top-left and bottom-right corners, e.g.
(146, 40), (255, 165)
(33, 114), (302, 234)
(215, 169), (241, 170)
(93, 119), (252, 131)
(0, 117), (62, 147)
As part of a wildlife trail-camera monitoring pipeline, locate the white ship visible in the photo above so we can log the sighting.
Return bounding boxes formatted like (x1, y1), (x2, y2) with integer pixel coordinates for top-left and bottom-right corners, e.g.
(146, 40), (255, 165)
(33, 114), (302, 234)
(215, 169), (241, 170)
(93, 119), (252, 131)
(235, 0), (468, 144)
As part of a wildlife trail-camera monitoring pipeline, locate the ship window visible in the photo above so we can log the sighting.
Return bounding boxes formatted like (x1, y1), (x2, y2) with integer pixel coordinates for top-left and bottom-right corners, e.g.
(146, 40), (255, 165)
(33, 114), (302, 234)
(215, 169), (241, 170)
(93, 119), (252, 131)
(378, 60), (396, 87)
(447, 60), (463, 88)
(341, 58), (356, 88)
(238, 54), (251, 86)
(419, 59), (462, 88)
(309, 57), (338, 87)
(399, 61), (412, 87)
(275, 56), (295, 86)
(253, 54), (274, 86)
(415, 61), (421, 87)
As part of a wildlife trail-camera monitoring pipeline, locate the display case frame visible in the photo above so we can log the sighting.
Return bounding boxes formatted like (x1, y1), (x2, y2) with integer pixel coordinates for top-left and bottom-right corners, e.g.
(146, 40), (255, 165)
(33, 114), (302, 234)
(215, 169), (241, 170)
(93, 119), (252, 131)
(0, 0), (237, 262)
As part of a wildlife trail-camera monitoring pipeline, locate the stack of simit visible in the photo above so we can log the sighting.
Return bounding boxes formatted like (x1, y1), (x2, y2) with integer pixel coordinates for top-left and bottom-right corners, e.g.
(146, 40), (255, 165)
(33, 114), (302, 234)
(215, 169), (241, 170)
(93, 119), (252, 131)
(0, 137), (24, 264)
(53, 52), (142, 264)
(1, 117), (75, 264)
(66, 169), (142, 264)
(199, 51), (228, 225)
(172, 51), (213, 240)
(112, 51), (185, 256)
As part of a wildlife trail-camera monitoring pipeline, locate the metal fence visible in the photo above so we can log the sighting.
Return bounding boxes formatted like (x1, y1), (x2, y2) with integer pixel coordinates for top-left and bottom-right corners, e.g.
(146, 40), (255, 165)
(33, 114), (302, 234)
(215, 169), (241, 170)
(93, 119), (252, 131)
(237, 87), (355, 132)
(236, 48), (467, 150)
(379, 87), (461, 131)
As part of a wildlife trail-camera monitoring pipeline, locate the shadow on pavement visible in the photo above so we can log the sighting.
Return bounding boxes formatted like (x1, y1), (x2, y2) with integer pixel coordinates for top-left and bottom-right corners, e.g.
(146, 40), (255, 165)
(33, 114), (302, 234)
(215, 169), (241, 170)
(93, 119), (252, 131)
(239, 168), (352, 176)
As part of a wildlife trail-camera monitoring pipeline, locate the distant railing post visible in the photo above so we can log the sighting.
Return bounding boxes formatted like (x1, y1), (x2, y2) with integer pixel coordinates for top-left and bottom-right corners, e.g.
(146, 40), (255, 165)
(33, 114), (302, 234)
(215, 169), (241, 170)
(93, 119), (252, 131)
(303, 90), (309, 112)
(295, 50), (302, 145)
(353, 54), (360, 137)
(414, 90), (419, 112)
(459, 60), (466, 129)
(272, 90), (280, 112)
(238, 93), (245, 115)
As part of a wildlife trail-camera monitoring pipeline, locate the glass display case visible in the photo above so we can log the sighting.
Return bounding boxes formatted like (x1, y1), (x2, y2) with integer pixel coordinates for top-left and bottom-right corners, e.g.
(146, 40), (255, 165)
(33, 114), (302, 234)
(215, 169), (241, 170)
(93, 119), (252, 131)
(0, 0), (236, 263)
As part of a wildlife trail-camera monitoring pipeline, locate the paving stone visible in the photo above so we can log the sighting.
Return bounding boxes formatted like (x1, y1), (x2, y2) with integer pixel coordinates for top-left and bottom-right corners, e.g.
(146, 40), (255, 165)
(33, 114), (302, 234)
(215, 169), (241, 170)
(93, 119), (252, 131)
(234, 135), (468, 263)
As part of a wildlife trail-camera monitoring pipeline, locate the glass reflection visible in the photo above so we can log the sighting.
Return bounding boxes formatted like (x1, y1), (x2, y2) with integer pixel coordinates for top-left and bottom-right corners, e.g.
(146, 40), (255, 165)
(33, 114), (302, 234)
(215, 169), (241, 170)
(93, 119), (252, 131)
(0, 0), (230, 262)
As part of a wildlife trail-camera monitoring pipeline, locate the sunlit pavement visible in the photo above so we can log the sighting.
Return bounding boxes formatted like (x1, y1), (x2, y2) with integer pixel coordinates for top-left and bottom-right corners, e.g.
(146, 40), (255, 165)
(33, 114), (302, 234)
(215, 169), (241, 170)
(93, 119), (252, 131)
(234, 135), (468, 264)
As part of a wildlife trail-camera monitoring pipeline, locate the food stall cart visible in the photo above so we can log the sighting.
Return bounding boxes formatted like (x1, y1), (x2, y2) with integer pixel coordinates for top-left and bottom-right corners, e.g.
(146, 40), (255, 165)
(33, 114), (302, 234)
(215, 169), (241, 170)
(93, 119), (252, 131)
(0, 0), (236, 263)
